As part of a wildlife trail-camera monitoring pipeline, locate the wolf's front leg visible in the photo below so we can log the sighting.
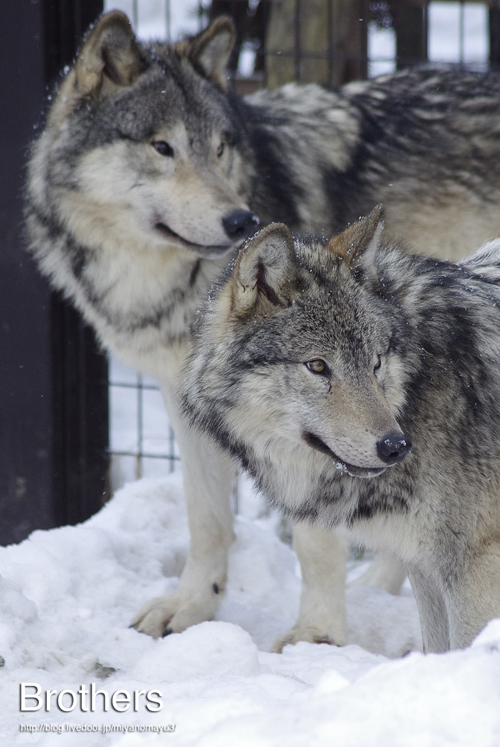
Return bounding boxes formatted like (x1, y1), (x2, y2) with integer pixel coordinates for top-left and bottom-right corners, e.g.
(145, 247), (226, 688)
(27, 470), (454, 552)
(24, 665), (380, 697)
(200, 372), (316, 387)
(131, 383), (235, 638)
(271, 522), (349, 652)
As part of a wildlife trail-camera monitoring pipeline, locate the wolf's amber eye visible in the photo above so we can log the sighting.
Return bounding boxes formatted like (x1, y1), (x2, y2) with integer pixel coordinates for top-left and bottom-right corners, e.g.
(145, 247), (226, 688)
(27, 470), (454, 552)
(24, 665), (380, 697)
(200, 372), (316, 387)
(305, 359), (327, 375)
(153, 140), (174, 157)
(217, 142), (225, 158)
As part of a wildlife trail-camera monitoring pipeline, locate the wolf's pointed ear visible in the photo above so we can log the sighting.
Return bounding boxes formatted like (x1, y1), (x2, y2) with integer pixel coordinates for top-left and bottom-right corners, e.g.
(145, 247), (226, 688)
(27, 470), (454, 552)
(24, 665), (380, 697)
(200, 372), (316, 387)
(75, 11), (142, 96)
(186, 17), (235, 89)
(231, 223), (296, 317)
(326, 205), (385, 277)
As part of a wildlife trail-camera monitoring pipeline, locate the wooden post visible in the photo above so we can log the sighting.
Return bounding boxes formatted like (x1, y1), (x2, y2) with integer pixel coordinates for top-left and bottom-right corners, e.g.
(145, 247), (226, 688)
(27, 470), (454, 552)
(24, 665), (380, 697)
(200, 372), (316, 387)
(490, 4), (500, 71)
(391, 0), (428, 69)
(265, 0), (369, 89)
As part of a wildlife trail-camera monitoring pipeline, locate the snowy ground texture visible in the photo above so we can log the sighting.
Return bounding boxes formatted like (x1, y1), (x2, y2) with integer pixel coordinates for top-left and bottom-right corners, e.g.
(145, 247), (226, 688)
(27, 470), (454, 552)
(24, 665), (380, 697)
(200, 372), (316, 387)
(1, 474), (500, 745)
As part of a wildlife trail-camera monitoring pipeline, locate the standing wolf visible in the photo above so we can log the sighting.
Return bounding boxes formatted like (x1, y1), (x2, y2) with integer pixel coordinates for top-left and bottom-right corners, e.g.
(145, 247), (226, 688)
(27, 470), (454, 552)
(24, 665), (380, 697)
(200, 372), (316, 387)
(183, 207), (500, 652)
(25, 10), (500, 647)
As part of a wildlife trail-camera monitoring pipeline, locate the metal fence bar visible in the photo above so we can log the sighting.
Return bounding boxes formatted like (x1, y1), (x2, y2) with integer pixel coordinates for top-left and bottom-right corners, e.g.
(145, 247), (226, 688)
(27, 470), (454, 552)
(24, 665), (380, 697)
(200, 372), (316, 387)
(327, 0), (334, 87)
(169, 425), (176, 473)
(459, 0), (465, 65)
(294, 0), (301, 81)
(113, 449), (181, 460)
(136, 373), (143, 479)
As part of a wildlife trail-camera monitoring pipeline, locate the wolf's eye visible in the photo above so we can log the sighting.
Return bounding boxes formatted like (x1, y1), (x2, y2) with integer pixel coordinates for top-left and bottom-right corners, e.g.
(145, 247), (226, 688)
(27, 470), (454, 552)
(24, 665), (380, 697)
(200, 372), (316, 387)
(217, 142), (225, 158)
(374, 355), (382, 373)
(305, 359), (329, 375)
(152, 140), (174, 157)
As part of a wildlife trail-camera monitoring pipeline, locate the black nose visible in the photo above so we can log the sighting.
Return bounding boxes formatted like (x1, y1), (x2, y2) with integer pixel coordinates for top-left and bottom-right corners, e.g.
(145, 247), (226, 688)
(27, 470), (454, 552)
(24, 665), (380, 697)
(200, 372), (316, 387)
(222, 210), (259, 240)
(376, 432), (412, 465)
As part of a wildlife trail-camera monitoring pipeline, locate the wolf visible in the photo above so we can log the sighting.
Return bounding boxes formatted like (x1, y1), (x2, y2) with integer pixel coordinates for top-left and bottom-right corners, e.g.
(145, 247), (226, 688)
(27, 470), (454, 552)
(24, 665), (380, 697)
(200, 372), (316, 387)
(25, 9), (500, 648)
(182, 206), (500, 653)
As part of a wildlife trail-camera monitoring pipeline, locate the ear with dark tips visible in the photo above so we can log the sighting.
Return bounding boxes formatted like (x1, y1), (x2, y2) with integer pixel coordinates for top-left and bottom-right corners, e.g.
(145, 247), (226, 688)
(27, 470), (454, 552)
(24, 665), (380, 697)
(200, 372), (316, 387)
(75, 10), (142, 95)
(326, 204), (385, 273)
(186, 17), (236, 89)
(231, 223), (296, 317)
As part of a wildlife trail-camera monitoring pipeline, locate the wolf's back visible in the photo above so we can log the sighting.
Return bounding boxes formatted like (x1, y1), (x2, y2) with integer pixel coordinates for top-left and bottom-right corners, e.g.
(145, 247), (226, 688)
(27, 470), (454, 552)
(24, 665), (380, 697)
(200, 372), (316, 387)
(458, 238), (500, 280)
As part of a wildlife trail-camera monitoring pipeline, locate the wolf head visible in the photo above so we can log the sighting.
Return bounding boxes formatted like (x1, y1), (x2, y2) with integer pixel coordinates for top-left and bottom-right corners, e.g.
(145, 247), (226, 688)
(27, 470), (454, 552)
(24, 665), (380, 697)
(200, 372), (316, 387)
(32, 11), (258, 259)
(183, 206), (413, 515)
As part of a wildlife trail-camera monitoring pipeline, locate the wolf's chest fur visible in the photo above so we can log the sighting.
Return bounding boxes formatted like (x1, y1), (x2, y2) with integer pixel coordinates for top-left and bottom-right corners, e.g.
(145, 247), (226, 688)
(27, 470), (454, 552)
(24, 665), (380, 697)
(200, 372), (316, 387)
(27, 188), (229, 376)
(76, 243), (227, 372)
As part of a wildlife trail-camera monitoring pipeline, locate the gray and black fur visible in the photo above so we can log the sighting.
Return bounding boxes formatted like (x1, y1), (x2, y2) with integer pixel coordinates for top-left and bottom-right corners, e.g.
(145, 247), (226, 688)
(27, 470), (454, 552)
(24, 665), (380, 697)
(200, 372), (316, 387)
(183, 208), (500, 652)
(26, 16), (500, 359)
(23, 10), (500, 647)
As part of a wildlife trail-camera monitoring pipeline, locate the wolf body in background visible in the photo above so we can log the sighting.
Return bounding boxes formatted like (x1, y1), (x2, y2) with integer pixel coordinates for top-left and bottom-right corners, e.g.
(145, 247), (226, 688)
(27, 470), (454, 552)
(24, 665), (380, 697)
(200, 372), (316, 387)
(25, 10), (500, 648)
(183, 208), (500, 652)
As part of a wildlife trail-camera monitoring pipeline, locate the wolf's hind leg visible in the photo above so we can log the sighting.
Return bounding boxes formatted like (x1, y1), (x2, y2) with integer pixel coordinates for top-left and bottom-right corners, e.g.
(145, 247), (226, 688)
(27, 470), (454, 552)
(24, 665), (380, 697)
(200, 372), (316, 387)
(131, 386), (235, 638)
(349, 553), (406, 595)
(271, 523), (349, 653)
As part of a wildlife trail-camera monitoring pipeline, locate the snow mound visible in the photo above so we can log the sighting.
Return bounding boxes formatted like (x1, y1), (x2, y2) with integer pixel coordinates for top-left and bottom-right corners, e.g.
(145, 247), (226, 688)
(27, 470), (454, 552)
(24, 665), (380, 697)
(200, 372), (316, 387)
(0, 474), (498, 745)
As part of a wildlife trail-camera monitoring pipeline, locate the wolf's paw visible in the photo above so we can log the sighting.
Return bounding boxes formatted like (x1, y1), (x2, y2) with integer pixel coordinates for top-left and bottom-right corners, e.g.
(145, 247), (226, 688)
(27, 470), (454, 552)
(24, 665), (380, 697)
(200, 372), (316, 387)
(130, 590), (218, 639)
(270, 624), (348, 653)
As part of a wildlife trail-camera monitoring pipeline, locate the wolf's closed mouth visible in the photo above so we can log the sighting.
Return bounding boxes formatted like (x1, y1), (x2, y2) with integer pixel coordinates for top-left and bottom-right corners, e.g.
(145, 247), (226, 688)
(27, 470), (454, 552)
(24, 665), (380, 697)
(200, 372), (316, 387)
(155, 221), (231, 254)
(302, 431), (386, 478)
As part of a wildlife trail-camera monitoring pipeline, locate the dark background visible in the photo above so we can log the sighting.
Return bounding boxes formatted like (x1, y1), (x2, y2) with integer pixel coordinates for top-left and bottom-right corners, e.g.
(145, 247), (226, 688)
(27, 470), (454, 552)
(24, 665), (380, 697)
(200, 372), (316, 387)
(0, 0), (107, 544)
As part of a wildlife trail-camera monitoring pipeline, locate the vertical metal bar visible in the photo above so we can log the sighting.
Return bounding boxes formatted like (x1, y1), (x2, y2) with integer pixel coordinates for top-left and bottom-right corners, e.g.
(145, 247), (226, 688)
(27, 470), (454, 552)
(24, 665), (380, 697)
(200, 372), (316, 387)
(169, 425), (175, 473)
(294, 0), (301, 82)
(133, 0), (138, 32)
(358, 0), (368, 80)
(262, 0), (269, 89)
(75, 0), (82, 41)
(79, 316), (87, 514)
(327, 0), (333, 87)
(136, 373), (143, 479)
(166, 0), (171, 41)
(424, 0), (429, 58)
(490, 5), (500, 71)
(459, 0), (465, 66)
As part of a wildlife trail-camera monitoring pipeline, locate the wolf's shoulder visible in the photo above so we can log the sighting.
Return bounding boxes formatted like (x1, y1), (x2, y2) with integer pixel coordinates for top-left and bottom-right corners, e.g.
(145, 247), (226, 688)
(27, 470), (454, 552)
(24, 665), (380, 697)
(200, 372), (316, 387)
(243, 82), (351, 125)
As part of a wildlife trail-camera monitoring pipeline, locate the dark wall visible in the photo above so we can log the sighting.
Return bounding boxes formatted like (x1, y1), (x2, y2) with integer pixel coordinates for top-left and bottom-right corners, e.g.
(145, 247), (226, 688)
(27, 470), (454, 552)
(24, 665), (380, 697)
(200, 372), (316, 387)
(0, 0), (107, 544)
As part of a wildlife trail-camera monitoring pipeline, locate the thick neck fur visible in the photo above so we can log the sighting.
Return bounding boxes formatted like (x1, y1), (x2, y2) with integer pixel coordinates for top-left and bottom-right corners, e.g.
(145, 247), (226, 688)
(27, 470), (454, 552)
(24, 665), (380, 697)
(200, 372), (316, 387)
(26, 142), (228, 369)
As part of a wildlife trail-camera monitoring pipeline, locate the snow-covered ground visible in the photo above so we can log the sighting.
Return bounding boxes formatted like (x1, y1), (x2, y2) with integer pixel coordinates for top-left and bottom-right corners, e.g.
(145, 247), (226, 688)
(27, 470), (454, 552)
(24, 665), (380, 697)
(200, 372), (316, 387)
(1, 473), (500, 745)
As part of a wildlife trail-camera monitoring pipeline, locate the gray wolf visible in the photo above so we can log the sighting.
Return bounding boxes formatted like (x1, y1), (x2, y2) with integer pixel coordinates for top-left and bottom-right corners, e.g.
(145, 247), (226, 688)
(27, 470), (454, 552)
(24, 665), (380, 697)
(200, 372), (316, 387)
(182, 207), (500, 652)
(25, 9), (500, 649)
